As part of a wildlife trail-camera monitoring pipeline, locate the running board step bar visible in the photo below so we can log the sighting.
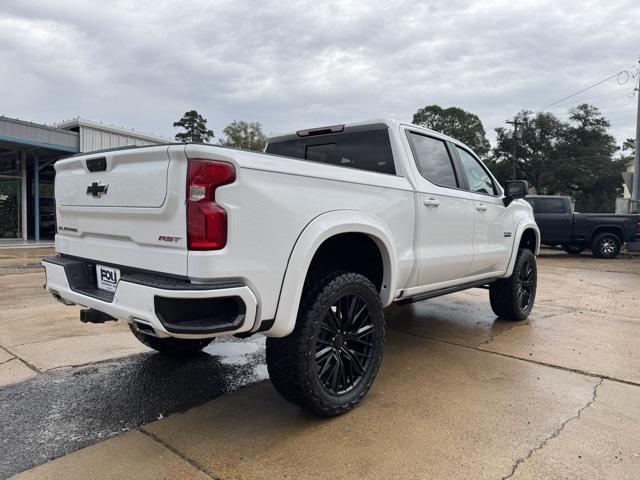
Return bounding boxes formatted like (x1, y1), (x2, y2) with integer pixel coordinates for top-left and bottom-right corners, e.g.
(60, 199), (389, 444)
(396, 278), (497, 305)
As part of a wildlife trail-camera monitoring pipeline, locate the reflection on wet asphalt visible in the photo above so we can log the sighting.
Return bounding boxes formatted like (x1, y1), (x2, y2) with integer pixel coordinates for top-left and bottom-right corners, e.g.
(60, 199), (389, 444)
(0, 336), (266, 479)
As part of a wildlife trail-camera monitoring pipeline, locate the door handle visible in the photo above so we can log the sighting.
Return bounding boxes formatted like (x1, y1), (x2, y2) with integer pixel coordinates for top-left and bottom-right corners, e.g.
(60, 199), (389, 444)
(476, 203), (488, 212)
(423, 198), (440, 208)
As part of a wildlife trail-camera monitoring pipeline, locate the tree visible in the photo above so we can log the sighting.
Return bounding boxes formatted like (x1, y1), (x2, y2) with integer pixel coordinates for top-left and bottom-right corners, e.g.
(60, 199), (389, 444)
(412, 105), (491, 157)
(622, 137), (635, 159)
(553, 104), (622, 212)
(487, 111), (565, 191)
(173, 110), (214, 143)
(485, 104), (624, 212)
(219, 120), (267, 152)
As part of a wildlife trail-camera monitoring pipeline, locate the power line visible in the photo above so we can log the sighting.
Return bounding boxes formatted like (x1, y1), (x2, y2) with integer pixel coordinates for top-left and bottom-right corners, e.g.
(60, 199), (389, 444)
(531, 64), (638, 112)
(543, 88), (634, 111)
(485, 118), (510, 131)
(598, 108), (635, 115)
(486, 64), (638, 131)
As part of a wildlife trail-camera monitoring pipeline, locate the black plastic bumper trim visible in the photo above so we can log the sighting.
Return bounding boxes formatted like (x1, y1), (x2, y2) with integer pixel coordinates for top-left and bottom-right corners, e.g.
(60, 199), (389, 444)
(42, 255), (245, 302)
(43, 255), (115, 302)
(154, 295), (246, 335)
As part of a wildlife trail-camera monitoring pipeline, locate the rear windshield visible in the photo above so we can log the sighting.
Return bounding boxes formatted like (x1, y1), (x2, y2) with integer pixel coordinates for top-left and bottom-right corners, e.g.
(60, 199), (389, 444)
(265, 129), (396, 175)
(526, 197), (567, 214)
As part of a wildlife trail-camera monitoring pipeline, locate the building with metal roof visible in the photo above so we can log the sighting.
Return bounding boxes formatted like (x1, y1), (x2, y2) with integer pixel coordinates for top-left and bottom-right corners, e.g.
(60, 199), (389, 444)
(0, 115), (171, 244)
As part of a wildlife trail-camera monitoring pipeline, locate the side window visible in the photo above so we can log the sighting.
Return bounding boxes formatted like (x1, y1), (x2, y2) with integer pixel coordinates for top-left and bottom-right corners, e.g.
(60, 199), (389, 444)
(407, 132), (458, 188)
(456, 146), (497, 195)
(536, 198), (566, 214)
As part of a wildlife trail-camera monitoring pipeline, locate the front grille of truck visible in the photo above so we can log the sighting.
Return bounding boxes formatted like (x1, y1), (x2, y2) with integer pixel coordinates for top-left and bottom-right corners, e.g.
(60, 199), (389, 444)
(153, 296), (246, 334)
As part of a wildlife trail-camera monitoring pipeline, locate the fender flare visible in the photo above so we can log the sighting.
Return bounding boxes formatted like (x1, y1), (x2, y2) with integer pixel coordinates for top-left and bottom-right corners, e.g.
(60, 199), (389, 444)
(265, 210), (398, 337)
(588, 224), (624, 242)
(503, 219), (540, 278)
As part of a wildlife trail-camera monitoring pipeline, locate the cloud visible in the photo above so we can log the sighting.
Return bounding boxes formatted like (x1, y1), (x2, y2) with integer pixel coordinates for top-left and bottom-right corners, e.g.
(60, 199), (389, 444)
(1, 0), (638, 146)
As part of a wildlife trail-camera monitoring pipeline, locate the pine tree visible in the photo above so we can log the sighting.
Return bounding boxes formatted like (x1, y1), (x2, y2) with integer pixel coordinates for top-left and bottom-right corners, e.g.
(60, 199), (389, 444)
(173, 110), (214, 143)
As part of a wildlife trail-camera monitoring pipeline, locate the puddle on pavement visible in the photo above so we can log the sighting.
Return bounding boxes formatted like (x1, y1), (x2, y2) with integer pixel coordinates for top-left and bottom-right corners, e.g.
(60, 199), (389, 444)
(0, 335), (268, 479)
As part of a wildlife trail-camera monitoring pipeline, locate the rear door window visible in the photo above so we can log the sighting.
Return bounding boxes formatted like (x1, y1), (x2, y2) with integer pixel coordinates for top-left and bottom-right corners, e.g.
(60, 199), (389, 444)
(406, 132), (458, 188)
(266, 129), (395, 174)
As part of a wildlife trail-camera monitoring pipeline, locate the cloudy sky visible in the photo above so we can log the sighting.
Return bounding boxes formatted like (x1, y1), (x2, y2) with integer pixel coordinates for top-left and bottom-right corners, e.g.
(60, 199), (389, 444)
(1, 0), (638, 148)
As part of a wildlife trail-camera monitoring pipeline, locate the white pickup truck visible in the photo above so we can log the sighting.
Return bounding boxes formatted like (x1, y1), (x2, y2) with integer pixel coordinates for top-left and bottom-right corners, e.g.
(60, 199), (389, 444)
(43, 119), (539, 416)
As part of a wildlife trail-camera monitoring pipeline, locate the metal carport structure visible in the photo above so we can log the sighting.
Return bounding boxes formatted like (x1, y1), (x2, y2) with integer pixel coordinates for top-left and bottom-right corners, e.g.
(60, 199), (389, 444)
(0, 116), (79, 242)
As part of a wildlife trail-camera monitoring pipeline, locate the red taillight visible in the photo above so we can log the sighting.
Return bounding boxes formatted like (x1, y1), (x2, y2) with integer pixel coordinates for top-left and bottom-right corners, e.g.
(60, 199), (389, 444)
(187, 159), (235, 250)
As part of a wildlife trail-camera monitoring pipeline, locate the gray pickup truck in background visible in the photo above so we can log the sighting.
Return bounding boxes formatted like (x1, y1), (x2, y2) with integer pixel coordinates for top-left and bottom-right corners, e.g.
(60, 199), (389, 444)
(525, 195), (640, 259)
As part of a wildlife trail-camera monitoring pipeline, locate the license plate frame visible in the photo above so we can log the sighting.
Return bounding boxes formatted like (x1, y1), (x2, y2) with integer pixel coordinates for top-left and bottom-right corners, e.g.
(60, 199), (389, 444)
(96, 264), (120, 293)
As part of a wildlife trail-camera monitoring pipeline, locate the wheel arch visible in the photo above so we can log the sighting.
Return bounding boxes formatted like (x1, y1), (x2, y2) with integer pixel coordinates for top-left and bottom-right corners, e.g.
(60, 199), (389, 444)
(590, 225), (623, 243)
(266, 210), (398, 337)
(502, 220), (540, 278)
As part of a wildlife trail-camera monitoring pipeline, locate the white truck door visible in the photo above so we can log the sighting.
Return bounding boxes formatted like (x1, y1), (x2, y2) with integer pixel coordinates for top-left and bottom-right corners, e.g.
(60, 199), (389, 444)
(404, 130), (475, 285)
(453, 145), (513, 275)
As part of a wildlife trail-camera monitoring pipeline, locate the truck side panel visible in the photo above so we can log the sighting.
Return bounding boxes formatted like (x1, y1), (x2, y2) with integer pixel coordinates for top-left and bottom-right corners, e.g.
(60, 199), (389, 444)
(572, 213), (638, 243)
(184, 144), (416, 325)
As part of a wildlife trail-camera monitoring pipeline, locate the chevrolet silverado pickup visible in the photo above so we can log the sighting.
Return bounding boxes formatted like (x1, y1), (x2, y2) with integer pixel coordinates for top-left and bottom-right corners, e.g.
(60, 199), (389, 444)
(43, 119), (540, 416)
(525, 195), (640, 259)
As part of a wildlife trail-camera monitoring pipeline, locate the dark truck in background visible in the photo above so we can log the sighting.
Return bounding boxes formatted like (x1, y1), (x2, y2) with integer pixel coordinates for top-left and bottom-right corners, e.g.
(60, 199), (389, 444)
(525, 195), (640, 259)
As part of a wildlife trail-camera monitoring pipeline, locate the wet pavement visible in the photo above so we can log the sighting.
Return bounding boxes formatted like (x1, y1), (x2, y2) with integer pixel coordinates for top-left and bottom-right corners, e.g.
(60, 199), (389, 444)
(0, 337), (266, 478)
(2, 247), (640, 479)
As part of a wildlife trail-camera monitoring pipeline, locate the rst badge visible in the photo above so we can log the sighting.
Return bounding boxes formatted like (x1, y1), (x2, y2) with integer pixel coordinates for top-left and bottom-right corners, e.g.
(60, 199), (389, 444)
(96, 264), (120, 292)
(158, 235), (182, 243)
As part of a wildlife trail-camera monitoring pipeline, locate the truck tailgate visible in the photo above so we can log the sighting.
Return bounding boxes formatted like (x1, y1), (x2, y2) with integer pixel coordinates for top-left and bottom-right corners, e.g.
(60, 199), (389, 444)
(54, 145), (189, 276)
(57, 147), (170, 207)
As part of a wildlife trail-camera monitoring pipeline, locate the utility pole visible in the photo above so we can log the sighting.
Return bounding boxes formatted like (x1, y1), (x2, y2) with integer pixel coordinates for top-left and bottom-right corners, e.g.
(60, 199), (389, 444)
(506, 118), (521, 180)
(633, 59), (640, 208)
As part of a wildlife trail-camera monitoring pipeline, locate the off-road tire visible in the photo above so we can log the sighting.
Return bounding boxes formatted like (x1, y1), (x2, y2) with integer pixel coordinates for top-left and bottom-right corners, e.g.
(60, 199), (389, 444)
(489, 248), (537, 321)
(591, 232), (621, 259)
(129, 324), (212, 356)
(563, 244), (585, 256)
(266, 271), (385, 417)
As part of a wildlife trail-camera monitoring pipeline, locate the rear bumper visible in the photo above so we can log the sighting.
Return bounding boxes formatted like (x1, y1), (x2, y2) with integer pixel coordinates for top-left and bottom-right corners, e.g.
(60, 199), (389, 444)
(42, 256), (258, 339)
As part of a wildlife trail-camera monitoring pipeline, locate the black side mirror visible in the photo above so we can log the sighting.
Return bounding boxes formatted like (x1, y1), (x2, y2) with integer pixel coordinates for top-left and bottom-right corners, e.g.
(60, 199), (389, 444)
(504, 180), (528, 206)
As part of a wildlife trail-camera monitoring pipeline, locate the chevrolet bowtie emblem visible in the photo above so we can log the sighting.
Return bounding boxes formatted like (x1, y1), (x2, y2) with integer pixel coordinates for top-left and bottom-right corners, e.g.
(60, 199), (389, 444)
(87, 182), (109, 197)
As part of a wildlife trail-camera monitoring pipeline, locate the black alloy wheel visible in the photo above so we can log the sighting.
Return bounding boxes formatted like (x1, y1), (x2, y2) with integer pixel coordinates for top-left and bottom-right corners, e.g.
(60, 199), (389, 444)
(315, 293), (375, 395)
(266, 272), (385, 416)
(515, 255), (536, 311)
(591, 233), (621, 259)
(489, 248), (537, 321)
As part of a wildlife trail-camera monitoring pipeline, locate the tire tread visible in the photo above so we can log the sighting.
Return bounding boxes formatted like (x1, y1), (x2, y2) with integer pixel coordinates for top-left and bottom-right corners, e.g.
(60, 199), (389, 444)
(266, 271), (384, 416)
(489, 248), (536, 321)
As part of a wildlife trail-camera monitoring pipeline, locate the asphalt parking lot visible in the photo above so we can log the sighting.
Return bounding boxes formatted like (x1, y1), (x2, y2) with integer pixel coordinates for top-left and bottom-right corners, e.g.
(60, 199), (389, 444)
(1, 248), (639, 479)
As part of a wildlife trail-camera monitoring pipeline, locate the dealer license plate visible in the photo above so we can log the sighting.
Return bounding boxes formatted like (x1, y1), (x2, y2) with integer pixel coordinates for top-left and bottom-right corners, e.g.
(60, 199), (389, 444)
(96, 264), (120, 292)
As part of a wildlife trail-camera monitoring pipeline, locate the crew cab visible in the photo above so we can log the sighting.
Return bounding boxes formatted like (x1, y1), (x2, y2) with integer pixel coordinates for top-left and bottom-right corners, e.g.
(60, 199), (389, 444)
(525, 195), (640, 259)
(43, 119), (540, 416)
